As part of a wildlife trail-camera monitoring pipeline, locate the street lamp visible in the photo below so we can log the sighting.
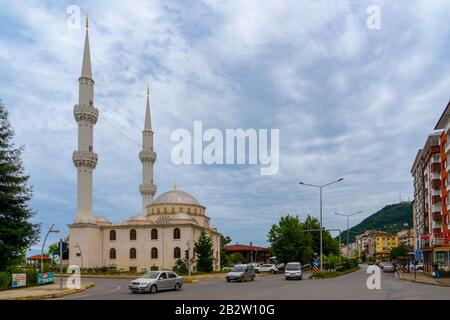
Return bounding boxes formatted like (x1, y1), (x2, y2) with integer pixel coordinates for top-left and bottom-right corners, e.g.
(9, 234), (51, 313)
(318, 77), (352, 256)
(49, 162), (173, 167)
(299, 177), (344, 271)
(334, 211), (362, 258)
(41, 224), (60, 271)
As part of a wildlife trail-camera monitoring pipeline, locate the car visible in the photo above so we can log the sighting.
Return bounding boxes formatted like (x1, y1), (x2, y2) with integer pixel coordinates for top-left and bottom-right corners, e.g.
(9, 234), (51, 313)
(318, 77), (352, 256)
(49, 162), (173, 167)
(129, 271), (183, 293)
(276, 263), (285, 271)
(382, 262), (395, 273)
(285, 262), (302, 280)
(258, 264), (279, 274)
(409, 263), (424, 271)
(226, 264), (256, 282)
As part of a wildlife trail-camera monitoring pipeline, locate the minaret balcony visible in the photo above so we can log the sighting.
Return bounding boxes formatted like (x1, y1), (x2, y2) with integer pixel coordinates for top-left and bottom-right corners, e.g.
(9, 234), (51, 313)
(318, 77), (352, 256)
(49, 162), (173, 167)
(74, 104), (99, 124)
(73, 151), (98, 169)
(140, 183), (157, 195)
(139, 150), (157, 163)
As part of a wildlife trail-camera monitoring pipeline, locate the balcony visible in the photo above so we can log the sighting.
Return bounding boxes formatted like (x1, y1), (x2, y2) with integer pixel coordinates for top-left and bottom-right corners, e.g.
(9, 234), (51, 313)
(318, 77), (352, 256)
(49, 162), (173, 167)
(433, 212), (442, 221)
(432, 178), (441, 189)
(432, 195), (442, 204)
(433, 236), (450, 246)
(431, 162), (441, 172)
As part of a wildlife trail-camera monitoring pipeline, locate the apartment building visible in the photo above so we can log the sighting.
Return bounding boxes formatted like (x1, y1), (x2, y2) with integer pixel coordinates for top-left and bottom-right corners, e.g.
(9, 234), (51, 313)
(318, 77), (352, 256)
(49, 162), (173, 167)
(368, 232), (399, 257)
(411, 100), (450, 274)
(397, 229), (414, 251)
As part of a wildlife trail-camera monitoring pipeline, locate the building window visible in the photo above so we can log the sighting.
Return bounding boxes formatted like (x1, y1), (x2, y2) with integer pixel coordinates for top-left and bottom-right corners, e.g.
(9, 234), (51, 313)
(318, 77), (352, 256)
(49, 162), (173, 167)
(151, 228), (158, 240)
(109, 230), (116, 241)
(180, 207), (183, 212)
(130, 229), (137, 240)
(164, 207), (167, 213)
(130, 248), (137, 259)
(173, 228), (181, 240)
(129, 267), (137, 272)
(172, 207), (175, 213)
(157, 208), (160, 213)
(174, 247), (181, 259)
(188, 208), (191, 214)
(194, 208), (197, 214)
(151, 247), (158, 259)
(109, 248), (116, 259)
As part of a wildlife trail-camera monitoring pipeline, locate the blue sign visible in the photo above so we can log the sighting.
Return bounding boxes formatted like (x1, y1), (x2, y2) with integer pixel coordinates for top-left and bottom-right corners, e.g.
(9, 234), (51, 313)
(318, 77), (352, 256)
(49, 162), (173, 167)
(312, 261), (319, 267)
(37, 272), (54, 285)
(415, 250), (423, 260)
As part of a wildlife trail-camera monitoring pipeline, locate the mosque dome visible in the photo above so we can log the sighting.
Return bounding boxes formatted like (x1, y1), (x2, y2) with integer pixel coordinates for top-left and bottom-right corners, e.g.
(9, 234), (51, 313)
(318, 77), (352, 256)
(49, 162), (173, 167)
(153, 189), (200, 206)
(95, 215), (112, 225)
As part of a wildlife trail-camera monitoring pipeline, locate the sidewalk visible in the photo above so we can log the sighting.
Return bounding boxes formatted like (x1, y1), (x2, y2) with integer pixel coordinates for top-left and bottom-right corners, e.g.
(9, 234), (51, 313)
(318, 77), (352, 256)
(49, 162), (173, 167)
(0, 279), (95, 300)
(397, 271), (450, 287)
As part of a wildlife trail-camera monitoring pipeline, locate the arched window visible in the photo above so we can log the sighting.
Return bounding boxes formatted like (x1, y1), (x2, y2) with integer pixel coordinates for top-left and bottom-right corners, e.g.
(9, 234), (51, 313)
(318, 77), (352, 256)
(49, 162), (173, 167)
(187, 208), (191, 214)
(173, 228), (181, 240)
(174, 247), (181, 259)
(151, 228), (158, 240)
(151, 247), (158, 259)
(130, 229), (137, 240)
(164, 207), (167, 213)
(129, 247), (136, 259)
(109, 230), (116, 241)
(109, 248), (116, 259)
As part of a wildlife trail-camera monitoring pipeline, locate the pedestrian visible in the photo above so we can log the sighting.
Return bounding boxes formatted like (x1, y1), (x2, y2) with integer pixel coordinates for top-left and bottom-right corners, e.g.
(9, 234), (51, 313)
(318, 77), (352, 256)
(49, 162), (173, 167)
(432, 264), (441, 279)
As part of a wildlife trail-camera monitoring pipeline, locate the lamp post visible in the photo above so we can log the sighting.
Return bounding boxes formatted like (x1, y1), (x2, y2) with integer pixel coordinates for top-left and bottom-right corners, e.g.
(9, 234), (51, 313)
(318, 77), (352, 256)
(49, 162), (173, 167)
(74, 242), (83, 270)
(299, 178), (343, 271)
(40, 224), (60, 271)
(334, 211), (362, 258)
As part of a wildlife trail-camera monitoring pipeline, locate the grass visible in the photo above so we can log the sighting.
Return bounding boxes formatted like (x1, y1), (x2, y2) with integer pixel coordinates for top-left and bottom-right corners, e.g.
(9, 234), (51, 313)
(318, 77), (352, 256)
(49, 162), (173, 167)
(309, 266), (360, 279)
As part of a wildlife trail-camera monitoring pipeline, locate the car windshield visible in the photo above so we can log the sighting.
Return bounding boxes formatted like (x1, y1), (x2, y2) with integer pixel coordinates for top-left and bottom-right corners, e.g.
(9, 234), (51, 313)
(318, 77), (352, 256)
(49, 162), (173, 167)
(231, 266), (246, 272)
(384, 262), (393, 266)
(286, 264), (300, 270)
(142, 272), (160, 279)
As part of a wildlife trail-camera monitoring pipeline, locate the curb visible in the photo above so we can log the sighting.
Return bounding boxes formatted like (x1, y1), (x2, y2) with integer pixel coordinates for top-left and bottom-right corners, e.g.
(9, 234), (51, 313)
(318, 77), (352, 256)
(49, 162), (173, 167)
(309, 266), (360, 280)
(2, 282), (95, 300)
(396, 272), (450, 287)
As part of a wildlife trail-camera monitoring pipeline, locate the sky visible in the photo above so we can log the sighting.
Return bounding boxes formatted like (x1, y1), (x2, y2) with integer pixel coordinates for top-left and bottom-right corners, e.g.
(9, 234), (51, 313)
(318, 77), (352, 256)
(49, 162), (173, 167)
(0, 0), (449, 253)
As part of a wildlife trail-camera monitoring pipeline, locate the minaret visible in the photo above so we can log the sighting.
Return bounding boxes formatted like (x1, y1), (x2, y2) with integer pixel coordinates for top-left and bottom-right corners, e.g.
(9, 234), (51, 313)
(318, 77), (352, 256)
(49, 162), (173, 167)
(139, 84), (157, 212)
(73, 16), (98, 223)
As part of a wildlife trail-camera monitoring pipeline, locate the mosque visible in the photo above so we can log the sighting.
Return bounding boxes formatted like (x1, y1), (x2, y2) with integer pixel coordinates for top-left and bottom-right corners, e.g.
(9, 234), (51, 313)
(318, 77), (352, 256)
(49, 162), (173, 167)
(68, 18), (221, 272)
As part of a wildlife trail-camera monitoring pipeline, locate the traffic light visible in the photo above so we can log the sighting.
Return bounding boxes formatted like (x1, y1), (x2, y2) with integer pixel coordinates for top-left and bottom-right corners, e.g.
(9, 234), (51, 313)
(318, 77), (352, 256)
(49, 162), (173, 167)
(184, 249), (189, 260)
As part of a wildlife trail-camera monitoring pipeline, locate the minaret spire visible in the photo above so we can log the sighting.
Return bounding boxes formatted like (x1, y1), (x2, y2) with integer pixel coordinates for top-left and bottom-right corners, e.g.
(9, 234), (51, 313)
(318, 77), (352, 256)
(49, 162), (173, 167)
(81, 15), (92, 79)
(139, 83), (157, 213)
(73, 16), (98, 224)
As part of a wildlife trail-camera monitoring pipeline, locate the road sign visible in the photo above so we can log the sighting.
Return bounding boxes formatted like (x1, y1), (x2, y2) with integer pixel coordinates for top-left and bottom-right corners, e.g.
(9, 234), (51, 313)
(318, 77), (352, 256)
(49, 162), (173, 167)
(415, 250), (423, 260)
(312, 261), (320, 274)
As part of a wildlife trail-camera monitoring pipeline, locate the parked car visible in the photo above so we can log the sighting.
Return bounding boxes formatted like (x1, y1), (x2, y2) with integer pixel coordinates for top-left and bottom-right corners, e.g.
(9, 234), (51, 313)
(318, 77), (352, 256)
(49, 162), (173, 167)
(129, 271), (183, 293)
(382, 262), (395, 273)
(258, 264), (279, 274)
(409, 263), (424, 271)
(285, 262), (302, 280)
(226, 264), (256, 282)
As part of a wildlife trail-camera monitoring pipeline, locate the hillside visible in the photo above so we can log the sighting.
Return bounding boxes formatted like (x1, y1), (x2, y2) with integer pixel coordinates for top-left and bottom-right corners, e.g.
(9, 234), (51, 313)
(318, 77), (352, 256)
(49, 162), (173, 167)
(337, 202), (413, 243)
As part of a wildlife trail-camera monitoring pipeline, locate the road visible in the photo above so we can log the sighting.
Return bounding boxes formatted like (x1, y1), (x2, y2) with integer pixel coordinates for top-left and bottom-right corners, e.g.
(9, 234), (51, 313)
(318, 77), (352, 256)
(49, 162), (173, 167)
(59, 266), (450, 300)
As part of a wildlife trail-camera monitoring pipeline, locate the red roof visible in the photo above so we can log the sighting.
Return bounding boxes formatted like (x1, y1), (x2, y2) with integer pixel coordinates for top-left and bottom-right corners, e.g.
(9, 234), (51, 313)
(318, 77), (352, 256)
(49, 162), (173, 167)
(26, 254), (50, 261)
(224, 244), (269, 252)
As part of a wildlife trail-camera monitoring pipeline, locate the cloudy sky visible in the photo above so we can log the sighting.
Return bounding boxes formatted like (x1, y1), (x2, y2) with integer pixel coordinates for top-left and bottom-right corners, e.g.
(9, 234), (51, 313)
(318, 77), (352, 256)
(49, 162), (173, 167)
(0, 0), (449, 251)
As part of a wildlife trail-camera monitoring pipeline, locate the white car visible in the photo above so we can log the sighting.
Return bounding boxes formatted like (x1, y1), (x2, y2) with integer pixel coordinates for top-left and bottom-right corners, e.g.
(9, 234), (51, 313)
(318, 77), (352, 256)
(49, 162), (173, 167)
(258, 264), (278, 274)
(285, 262), (302, 280)
(129, 271), (183, 293)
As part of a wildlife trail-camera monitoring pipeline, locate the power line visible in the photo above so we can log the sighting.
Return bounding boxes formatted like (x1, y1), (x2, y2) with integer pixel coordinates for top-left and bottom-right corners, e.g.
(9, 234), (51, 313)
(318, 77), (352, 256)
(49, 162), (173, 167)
(99, 114), (142, 147)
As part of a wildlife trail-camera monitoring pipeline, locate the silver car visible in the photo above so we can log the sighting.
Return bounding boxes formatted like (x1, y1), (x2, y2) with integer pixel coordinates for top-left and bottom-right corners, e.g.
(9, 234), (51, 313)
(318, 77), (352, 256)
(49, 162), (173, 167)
(129, 271), (183, 293)
(285, 262), (302, 280)
(382, 262), (395, 273)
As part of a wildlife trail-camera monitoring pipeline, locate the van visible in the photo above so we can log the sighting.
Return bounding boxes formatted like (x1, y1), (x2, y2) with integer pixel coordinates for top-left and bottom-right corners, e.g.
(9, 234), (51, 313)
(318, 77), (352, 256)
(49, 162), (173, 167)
(226, 264), (256, 282)
(285, 262), (302, 280)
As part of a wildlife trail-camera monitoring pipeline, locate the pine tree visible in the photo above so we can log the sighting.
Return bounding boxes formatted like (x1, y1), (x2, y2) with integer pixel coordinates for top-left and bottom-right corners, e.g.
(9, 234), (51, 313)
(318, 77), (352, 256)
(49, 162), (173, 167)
(0, 101), (40, 271)
(194, 230), (214, 273)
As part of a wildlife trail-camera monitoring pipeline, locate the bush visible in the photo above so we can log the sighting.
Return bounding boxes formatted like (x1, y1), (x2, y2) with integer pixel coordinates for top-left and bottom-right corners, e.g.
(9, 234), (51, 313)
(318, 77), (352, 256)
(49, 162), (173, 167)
(0, 272), (11, 291)
(173, 259), (188, 275)
(25, 270), (38, 286)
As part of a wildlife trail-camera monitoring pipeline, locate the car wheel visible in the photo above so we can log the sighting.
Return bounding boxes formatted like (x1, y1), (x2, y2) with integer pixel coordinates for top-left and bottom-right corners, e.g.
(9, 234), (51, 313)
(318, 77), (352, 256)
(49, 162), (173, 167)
(226, 278), (230, 282)
(174, 283), (181, 291)
(255, 270), (259, 274)
(251, 277), (254, 281)
(240, 277), (244, 282)
(270, 270), (274, 274)
(300, 275), (303, 280)
(150, 285), (157, 294)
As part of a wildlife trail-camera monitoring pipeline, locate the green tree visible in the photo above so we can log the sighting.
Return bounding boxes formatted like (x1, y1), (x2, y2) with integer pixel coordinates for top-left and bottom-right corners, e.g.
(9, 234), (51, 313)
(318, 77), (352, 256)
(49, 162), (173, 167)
(0, 101), (40, 271)
(302, 215), (339, 257)
(227, 252), (245, 264)
(267, 215), (313, 264)
(194, 231), (214, 273)
(220, 234), (232, 268)
(390, 243), (408, 261)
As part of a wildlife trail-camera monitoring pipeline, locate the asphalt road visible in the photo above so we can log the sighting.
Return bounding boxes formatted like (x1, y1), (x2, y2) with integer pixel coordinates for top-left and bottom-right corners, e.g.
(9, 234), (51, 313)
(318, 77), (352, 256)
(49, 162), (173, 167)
(58, 266), (450, 300)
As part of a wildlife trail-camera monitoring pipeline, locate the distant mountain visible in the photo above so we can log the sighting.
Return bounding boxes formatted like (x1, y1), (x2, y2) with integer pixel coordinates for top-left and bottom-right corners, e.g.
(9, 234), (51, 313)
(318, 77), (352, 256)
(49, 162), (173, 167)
(336, 202), (413, 243)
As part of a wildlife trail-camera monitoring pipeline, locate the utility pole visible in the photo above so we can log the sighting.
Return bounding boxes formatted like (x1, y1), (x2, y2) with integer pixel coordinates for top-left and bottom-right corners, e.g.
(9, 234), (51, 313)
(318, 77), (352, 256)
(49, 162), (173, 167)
(59, 238), (63, 290)
(334, 211), (362, 258)
(299, 178), (344, 271)
(186, 241), (191, 277)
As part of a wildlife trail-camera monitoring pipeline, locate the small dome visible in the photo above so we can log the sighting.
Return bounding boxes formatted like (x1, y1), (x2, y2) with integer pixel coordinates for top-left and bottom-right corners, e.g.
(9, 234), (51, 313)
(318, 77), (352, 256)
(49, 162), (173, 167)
(95, 215), (111, 224)
(153, 189), (200, 206)
(127, 214), (147, 221)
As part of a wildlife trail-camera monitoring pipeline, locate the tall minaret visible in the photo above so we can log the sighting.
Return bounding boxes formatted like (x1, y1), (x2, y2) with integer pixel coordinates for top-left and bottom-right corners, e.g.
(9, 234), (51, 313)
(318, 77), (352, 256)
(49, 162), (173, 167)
(139, 84), (157, 212)
(73, 16), (98, 224)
